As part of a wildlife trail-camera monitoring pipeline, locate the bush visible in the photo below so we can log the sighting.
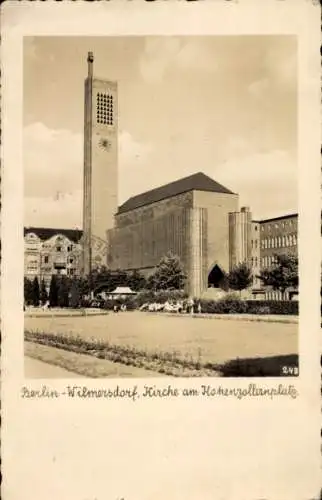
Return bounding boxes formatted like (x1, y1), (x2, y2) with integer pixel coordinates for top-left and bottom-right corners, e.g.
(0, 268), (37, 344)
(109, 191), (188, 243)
(199, 298), (298, 315)
(134, 289), (188, 308)
(199, 297), (247, 314)
(245, 300), (298, 315)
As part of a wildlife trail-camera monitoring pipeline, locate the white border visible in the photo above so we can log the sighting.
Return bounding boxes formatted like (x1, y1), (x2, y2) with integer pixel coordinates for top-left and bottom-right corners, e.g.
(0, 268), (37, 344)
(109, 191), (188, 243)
(2, 2), (321, 499)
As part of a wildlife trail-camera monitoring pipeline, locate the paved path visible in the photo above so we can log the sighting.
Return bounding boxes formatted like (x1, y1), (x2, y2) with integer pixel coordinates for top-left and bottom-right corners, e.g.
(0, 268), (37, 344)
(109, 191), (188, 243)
(25, 356), (82, 378)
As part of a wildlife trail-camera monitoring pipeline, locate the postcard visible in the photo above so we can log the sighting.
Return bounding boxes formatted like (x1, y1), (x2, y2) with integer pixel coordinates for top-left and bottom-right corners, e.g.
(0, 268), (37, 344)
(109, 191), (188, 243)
(2, 1), (321, 499)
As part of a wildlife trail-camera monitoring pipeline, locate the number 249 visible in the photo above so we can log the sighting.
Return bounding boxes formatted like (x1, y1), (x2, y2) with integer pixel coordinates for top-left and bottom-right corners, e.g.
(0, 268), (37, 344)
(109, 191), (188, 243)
(282, 366), (299, 376)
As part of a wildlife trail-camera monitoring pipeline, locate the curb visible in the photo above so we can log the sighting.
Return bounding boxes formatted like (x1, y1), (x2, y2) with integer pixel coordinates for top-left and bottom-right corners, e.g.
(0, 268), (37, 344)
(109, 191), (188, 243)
(149, 312), (298, 324)
(25, 311), (109, 319)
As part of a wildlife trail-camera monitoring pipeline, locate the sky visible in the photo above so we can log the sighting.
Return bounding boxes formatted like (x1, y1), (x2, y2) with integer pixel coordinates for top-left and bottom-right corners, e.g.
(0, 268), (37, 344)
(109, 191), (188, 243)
(23, 36), (297, 229)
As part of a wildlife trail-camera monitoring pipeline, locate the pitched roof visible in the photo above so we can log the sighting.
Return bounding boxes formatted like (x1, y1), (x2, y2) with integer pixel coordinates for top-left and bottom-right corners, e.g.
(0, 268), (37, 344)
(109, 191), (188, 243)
(117, 172), (235, 214)
(110, 286), (136, 294)
(255, 213), (298, 224)
(24, 227), (83, 243)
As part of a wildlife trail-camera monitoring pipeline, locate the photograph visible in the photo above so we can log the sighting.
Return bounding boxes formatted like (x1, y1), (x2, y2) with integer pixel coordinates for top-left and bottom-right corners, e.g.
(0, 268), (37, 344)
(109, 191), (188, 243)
(23, 35), (299, 379)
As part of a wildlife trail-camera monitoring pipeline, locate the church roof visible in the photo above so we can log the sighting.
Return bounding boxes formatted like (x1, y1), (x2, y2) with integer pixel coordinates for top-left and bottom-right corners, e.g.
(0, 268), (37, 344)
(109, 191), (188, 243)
(24, 226), (83, 243)
(117, 172), (235, 214)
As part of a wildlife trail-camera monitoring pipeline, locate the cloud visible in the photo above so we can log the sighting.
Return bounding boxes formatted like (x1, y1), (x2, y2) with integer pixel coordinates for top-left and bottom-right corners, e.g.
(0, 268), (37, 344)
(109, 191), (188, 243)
(119, 130), (152, 167)
(118, 130), (153, 203)
(24, 121), (153, 226)
(248, 78), (270, 99)
(213, 150), (297, 219)
(262, 41), (297, 90)
(25, 190), (83, 229)
(24, 122), (83, 200)
(139, 37), (218, 83)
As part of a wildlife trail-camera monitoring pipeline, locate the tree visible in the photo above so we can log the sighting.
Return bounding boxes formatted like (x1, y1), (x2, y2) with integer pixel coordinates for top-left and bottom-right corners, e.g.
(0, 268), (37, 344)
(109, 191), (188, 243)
(57, 275), (70, 308)
(148, 253), (186, 291)
(69, 278), (81, 308)
(228, 262), (253, 296)
(127, 269), (146, 291)
(24, 277), (33, 305)
(40, 279), (48, 305)
(49, 274), (59, 307)
(258, 253), (298, 299)
(31, 276), (40, 306)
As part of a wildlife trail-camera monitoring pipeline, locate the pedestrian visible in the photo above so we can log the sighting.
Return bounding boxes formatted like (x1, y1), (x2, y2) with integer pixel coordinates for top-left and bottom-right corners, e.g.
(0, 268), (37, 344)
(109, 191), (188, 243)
(198, 302), (202, 314)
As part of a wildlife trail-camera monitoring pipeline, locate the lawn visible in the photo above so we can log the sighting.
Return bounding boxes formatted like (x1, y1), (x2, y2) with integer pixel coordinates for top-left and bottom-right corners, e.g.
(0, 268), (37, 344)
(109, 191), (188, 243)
(25, 311), (298, 366)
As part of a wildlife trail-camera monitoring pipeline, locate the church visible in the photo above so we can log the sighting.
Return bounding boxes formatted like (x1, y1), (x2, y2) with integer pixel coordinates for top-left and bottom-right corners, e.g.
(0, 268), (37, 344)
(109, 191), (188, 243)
(82, 52), (253, 297)
(24, 52), (300, 300)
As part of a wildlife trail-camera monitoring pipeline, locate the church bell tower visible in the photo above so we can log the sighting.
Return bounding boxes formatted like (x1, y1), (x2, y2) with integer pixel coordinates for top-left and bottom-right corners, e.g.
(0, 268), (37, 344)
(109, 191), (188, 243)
(82, 52), (118, 275)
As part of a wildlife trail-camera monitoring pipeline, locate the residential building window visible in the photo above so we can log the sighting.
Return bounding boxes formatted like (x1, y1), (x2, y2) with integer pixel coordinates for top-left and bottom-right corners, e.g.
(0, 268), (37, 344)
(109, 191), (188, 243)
(255, 257), (257, 266)
(268, 239), (271, 249)
(251, 239), (253, 248)
(254, 225), (258, 231)
(69, 258), (74, 264)
(56, 246), (62, 252)
(278, 236), (281, 247)
(44, 256), (49, 264)
(67, 245), (73, 252)
(255, 240), (258, 249)
(282, 236), (285, 247)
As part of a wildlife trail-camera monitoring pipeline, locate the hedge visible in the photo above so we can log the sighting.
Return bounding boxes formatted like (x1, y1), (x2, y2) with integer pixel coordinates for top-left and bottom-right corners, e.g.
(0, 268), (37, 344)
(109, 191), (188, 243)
(101, 296), (298, 315)
(199, 299), (298, 316)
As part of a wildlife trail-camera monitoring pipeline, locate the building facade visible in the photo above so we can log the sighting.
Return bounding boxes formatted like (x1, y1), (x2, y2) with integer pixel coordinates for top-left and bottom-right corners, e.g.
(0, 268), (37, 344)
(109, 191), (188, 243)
(107, 172), (242, 297)
(83, 52), (118, 276)
(24, 212), (298, 297)
(24, 53), (298, 299)
(24, 228), (83, 286)
(254, 214), (298, 299)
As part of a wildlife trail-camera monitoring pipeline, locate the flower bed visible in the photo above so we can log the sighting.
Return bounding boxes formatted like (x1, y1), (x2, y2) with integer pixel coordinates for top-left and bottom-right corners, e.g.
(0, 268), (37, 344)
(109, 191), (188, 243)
(25, 330), (221, 377)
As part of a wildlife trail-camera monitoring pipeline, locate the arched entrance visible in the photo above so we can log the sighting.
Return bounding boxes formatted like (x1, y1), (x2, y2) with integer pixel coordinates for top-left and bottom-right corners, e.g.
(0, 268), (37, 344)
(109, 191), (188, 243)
(208, 264), (227, 289)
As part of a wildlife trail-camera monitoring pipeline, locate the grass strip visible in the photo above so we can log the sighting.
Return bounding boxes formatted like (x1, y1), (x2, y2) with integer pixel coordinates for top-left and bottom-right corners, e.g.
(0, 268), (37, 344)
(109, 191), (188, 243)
(25, 330), (221, 377)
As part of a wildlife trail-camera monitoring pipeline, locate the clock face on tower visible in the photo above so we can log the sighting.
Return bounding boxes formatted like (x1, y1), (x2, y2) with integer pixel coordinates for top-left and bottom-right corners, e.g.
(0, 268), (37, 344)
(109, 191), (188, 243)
(98, 136), (111, 152)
